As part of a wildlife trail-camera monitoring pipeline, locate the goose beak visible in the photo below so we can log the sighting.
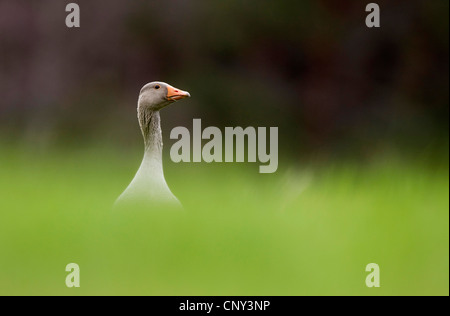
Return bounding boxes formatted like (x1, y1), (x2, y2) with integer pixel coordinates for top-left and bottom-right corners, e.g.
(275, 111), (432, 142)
(166, 85), (191, 101)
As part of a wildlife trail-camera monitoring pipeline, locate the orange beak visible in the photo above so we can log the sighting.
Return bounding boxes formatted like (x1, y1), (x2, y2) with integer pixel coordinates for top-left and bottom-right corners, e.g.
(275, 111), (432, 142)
(166, 85), (191, 101)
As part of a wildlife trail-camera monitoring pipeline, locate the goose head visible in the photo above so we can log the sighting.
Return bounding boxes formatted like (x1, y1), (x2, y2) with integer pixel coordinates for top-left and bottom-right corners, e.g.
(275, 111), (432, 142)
(138, 81), (190, 111)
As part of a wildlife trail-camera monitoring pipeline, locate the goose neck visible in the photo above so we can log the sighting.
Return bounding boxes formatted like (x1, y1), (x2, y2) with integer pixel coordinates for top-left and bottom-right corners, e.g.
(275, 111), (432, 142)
(138, 109), (163, 163)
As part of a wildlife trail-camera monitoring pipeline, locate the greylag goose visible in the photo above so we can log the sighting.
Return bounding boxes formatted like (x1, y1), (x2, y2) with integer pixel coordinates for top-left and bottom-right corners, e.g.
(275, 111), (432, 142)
(114, 82), (190, 209)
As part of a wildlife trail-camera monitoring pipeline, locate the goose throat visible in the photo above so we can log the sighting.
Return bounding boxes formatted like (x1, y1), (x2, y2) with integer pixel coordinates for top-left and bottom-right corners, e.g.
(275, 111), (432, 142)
(139, 108), (163, 159)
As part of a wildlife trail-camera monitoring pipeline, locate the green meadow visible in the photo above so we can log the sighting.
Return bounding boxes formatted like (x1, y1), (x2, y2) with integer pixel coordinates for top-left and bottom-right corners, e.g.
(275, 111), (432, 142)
(0, 145), (448, 296)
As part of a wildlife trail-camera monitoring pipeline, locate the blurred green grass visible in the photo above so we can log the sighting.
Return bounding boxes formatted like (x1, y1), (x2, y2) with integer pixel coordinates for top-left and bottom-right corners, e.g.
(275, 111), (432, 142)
(0, 145), (448, 296)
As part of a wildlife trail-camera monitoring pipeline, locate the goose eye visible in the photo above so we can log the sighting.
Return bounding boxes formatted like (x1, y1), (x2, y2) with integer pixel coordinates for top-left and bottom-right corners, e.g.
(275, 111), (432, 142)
(155, 85), (160, 90)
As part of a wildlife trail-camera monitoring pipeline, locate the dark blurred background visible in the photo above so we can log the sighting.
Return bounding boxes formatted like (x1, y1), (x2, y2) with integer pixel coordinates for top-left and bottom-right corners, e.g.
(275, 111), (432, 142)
(0, 0), (448, 161)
